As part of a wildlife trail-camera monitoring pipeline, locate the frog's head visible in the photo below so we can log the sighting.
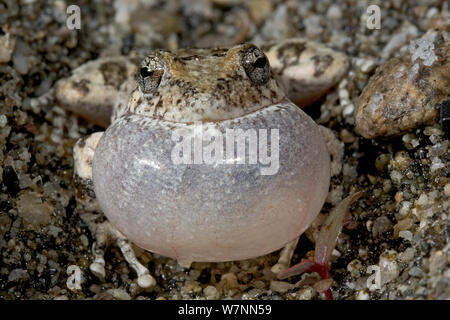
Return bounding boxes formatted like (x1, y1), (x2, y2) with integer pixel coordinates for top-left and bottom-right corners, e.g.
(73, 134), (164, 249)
(126, 43), (286, 123)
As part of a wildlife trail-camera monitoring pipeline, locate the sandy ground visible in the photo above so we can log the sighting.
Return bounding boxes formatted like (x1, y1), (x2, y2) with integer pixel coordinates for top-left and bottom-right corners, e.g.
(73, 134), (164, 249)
(0, 0), (448, 300)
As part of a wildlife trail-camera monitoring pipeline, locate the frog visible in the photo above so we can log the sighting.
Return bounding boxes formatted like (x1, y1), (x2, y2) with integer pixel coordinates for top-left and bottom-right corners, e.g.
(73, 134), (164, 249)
(49, 38), (350, 292)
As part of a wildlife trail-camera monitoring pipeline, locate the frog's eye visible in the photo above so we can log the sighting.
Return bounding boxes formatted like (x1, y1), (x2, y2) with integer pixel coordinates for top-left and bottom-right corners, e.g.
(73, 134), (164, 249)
(137, 56), (164, 94)
(242, 46), (270, 85)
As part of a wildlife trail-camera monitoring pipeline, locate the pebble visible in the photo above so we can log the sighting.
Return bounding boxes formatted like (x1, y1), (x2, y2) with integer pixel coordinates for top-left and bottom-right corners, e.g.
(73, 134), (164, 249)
(355, 30), (449, 139)
(12, 39), (36, 75)
(8, 268), (29, 282)
(444, 184), (450, 197)
(355, 289), (370, 300)
(0, 32), (16, 63)
(394, 218), (413, 238)
(360, 59), (376, 74)
(2, 0), (448, 302)
(347, 259), (363, 278)
(381, 23), (418, 58)
(372, 216), (393, 238)
(408, 266), (423, 277)
(326, 4), (342, 19)
(16, 191), (52, 228)
(428, 250), (446, 274)
(379, 250), (400, 285)
(398, 230), (413, 241)
(0, 114), (7, 127)
(399, 248), (415, 263)
(219, 272), (239, 292)
(295, 286), (314, 300)
(270, 280), (295, 293)
(104, 289), (131, 300)
(203, 285), (220, 299)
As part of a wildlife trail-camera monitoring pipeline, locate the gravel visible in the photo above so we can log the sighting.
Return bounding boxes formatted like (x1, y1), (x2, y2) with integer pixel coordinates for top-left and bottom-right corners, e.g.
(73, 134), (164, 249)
(0, 0), (448, 300)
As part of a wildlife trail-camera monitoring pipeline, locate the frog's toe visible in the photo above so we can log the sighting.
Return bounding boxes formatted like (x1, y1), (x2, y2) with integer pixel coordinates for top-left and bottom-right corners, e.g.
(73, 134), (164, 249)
(137, 274), (156, 289)
(271, 237), (299, 274)
(89, 243), (106, 281)
(114, 234), (156, 289)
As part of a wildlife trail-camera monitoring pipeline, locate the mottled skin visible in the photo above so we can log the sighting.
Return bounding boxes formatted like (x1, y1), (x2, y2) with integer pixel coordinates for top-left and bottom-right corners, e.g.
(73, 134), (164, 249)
(56, 38), (349, 127)
(123, 44), (286, 122)
(53, 39), (349, 290)
(262, 38), (349, 107)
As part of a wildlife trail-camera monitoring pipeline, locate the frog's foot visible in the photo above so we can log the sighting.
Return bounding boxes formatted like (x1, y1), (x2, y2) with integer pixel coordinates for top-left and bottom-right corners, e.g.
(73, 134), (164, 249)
(73, 133), (156, 289)
(271, 238), (299, 274)
(86, 218), (156, 289)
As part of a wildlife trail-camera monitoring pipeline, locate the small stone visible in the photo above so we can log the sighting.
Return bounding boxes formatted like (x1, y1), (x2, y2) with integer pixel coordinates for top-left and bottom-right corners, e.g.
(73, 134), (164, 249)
(80, 235), (89, 247)
(394, 218), (413, 238)
(219, 273), (239, 291)
(313, 278), (333, 293)
(379, 250), (399, 285)
(0, 214), (11, 236)
(356, 289), (370, 300)
(360, 59), (376, 74)
(342, 103), (355, 117)
(399, 248), (415, 263)
(270, 280), (295, 293)
(416, 194), (429, 207)
(48, 225), (62, 237)
(16, 191), (53, 228)
(340, 128), (356, 143)
(105, 289), (131, 300)
(355, 30), (449, 139)
(382, 23), (418, 58)
(444, 184), (450, 197)
(0, 32), (16, 63)
(390, 170), (403, 185)
(409, 267), (423, 277)
(347, 259), (363, 278)
(399, 230), (413, 241)
(375, 154), (390, 172)
(203, 285), (220, 299)
(430, 157), (445, 173)
(372, 216), (393, 238)
(326, 4), (342, 19)
(429, 250), (446, 274)
(248, 0), (273, 25)
(182, 280), (202, 295)
(0, 115), (7, 127)
(8, 268), (29, 282)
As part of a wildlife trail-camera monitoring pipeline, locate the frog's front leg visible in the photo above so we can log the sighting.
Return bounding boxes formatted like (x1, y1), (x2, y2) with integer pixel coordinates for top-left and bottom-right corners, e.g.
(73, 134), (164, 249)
(73, 133), (156, 289)
(272, 126), (344, 274)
